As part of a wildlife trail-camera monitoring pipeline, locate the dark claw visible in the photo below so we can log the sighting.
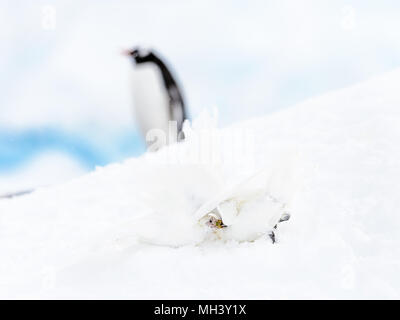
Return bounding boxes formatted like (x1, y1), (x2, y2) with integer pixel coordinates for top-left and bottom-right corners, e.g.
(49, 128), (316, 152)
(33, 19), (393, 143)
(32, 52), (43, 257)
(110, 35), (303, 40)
(268, 231), (276, 244)
(269, 212), (291, 244)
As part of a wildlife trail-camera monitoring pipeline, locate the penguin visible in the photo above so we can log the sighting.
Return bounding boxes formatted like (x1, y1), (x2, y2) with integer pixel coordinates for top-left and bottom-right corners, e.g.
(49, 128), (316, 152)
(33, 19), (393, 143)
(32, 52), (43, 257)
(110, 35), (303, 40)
(124, 47), (188, 150)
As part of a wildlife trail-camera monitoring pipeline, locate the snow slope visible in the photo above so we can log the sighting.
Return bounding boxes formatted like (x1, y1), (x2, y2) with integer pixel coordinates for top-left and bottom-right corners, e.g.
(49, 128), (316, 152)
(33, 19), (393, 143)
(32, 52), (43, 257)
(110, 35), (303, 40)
(1, 69), (400, 299)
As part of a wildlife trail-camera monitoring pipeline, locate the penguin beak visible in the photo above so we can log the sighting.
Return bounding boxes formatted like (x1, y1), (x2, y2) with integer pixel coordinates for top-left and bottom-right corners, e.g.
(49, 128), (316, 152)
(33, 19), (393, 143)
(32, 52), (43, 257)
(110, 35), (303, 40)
(121, 49), (132, 56)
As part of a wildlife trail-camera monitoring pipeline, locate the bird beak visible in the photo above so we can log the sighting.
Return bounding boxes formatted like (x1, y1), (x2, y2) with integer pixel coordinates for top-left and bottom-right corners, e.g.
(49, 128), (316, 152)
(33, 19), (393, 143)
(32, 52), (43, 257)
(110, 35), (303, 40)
(216, 219), (227, 229)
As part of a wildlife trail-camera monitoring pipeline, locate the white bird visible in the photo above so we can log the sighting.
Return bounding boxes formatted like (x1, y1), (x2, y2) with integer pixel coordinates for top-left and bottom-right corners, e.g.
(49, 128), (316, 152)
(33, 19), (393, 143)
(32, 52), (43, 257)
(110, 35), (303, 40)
(196, 168), (292, 243)
(124, 47), (188, 150)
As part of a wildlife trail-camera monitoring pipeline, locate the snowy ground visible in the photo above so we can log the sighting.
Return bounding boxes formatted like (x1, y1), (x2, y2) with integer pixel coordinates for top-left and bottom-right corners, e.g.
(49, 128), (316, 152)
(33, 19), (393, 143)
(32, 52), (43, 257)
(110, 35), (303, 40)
(1, 68), (399, 299)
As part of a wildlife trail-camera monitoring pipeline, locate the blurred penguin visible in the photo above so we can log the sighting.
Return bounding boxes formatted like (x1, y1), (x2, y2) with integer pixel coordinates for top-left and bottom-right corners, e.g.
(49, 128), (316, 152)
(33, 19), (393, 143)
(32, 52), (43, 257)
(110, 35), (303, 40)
(124, 47), (188, 150)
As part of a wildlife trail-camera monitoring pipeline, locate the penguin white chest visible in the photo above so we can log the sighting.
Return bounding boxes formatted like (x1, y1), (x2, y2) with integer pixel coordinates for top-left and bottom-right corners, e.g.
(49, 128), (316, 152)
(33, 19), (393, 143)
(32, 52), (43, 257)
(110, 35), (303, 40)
(132, 64), (171, 142)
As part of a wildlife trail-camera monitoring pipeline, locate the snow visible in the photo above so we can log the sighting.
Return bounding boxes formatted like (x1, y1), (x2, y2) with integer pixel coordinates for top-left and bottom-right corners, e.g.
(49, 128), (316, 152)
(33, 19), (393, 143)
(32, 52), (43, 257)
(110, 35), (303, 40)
(0, 152), (86, 195)
(1, 68), (400, 299)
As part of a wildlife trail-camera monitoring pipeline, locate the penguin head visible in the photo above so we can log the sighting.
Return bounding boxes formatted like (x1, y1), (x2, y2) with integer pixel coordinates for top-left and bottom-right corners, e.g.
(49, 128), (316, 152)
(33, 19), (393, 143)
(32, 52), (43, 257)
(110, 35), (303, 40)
(124, 47), (151, 64)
